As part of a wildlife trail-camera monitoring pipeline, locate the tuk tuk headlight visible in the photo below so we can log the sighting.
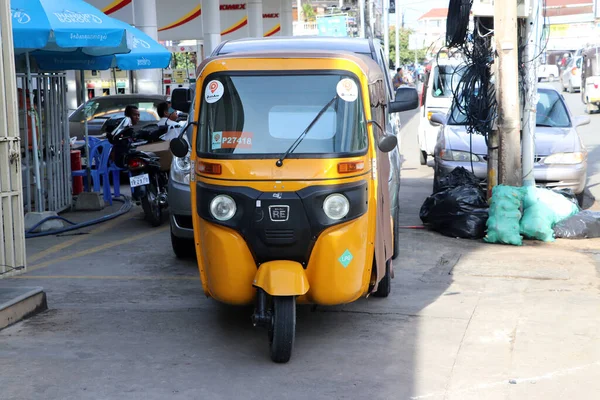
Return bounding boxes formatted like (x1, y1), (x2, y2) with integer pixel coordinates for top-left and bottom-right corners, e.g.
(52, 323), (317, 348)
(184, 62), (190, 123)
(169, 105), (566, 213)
(323, 194), (350, 220)
(210, 195), (236, 221)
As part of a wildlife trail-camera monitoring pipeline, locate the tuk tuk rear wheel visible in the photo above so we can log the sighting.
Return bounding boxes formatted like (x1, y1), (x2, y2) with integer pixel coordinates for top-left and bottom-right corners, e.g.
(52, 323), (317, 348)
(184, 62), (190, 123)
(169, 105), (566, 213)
(269, 296), (295, 363)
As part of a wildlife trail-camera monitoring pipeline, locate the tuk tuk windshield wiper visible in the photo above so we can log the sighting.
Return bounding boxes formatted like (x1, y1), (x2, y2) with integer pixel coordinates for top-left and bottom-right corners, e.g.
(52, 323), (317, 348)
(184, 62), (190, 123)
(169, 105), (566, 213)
(275, 95), (338, 167)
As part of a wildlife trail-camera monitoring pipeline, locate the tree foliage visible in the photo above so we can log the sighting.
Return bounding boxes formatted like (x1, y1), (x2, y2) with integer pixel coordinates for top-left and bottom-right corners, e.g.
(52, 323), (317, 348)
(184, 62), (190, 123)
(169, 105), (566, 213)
(173, 52), (195, 70)
(302, 3), (316, 22)
(388, 27), (428, 67)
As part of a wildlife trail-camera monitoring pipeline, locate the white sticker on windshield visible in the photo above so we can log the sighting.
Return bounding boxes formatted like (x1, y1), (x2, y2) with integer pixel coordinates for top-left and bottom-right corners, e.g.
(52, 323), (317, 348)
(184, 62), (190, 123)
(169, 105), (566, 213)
(336, 78), (358, 102)
(211, 131), (222, 150)
(205, 80), (224, 103)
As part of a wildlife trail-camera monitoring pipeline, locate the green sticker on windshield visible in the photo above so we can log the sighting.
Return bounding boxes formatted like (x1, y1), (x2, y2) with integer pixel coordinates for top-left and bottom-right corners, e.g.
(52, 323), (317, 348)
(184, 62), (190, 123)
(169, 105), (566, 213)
(338, 249), (353, 268)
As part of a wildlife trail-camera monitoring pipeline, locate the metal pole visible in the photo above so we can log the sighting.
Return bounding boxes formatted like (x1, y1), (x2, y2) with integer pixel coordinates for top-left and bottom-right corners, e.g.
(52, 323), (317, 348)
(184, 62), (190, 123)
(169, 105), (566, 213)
(522, 0), (543, 187)
(395, 8), (400, 69)
(247, 0), (264, 38)
(132, 0), (161, 93)
(281, 0), (294, 36)
(25, 53), (43, 210)
(494, 0), (522, 186)
(383, 0), (390, 65)
(368, 0), (374, 36)
(81, 70), (92, 192)
(202, 0), (222, 57)
(358, 0), (366, 38)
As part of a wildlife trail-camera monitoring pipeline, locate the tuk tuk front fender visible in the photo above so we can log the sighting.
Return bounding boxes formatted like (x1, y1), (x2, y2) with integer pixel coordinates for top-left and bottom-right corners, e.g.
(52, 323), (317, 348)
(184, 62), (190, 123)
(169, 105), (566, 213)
(253, 261), (309, 296)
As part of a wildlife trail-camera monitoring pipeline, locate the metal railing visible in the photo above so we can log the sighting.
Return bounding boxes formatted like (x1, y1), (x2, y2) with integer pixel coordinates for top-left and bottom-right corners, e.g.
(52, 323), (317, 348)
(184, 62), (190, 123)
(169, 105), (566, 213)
(17, 72), (71, 214)
(1, 1), (26, 277)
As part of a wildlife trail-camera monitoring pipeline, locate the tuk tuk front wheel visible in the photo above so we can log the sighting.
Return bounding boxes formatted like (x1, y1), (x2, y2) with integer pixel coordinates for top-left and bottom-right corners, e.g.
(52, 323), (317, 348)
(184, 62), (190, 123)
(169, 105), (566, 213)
(373, 260), (391, 298)
(269, 296), (296, 363)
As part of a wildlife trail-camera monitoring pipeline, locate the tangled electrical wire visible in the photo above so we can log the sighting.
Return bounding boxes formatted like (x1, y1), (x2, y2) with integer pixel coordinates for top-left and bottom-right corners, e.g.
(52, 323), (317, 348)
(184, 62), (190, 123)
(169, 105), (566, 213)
(446, 0), (473, 47)
(440, 18), (497, 141)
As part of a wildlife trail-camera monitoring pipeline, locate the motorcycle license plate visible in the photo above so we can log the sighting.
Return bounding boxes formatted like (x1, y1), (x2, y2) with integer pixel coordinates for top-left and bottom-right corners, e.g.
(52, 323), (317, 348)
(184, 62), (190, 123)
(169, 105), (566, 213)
(130, 173), (150, 188)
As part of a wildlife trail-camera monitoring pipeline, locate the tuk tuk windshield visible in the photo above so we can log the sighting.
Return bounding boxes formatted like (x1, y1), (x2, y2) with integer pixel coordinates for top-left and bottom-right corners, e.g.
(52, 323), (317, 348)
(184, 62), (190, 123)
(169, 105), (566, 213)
(197, 73), (367, 157)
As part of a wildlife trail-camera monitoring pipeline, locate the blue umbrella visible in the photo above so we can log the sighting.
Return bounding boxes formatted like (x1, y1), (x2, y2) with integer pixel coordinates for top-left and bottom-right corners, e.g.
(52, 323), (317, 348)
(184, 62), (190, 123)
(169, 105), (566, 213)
(11, 0), (133, 55)
(10, 0), (135, 206)
(32, 25), (172, 71)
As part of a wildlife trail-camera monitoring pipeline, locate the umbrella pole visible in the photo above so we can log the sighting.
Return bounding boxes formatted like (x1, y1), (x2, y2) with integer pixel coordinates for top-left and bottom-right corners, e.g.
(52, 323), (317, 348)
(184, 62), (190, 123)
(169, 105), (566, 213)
(25, 52), (43, 211)
(81, 70), (91, 191)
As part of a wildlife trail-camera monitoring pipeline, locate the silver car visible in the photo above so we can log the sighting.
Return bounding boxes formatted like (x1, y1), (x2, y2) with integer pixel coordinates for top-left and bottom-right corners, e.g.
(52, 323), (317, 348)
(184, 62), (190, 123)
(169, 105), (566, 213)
(432, 88), (590, 202)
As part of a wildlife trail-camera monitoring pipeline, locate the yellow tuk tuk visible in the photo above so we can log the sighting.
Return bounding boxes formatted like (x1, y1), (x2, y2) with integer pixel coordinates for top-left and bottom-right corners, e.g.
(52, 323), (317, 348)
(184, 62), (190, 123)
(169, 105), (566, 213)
(170, 50), (419, 362)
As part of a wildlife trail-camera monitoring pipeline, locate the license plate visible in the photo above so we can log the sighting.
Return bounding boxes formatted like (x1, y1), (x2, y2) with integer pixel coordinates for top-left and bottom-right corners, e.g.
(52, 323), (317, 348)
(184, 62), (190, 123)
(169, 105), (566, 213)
(130, 173), (150, 188)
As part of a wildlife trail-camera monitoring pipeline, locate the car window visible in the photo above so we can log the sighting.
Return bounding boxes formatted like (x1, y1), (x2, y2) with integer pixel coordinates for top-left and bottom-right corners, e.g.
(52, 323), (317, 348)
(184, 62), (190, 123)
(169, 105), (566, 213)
(449, 90), (570, 128)
(432, 64), (464, 98)
(69, 98), (163, 123)
(576, 58), (582, 68)
(536, 90), (571, 128)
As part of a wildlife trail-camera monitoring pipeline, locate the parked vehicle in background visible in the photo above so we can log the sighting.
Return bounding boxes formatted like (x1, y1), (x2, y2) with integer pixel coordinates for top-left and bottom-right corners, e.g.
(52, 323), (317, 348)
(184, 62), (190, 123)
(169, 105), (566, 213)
(110, 118), (170, 227)
(538, 63), (559, 82)
(167, 36), (419, 258)
(69, 94), (167, 139)
(431, 88), (590, 204)
(581, 45), (600, 114)
(561, 56), (582, 93)
(418, 57), (465, 165)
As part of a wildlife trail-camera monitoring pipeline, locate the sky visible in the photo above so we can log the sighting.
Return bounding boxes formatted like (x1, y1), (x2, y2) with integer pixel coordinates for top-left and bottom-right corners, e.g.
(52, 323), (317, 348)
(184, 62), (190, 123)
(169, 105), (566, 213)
(391, 0), (448, 28)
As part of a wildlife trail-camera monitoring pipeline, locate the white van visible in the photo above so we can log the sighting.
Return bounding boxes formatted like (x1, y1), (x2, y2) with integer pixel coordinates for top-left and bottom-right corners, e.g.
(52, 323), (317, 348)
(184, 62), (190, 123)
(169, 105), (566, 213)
(417, 57), (465, 165)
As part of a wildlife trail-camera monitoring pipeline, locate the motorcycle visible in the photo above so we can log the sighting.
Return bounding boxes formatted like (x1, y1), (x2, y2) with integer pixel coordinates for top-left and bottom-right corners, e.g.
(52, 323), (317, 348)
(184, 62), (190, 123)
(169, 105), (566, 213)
(109, 118), (170, 227)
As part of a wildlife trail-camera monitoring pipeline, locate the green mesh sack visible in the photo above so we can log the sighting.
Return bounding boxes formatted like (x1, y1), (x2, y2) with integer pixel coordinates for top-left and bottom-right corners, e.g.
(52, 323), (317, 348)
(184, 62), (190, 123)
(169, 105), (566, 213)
(519, 187), (579, 242)
(484, 185), (524, 246)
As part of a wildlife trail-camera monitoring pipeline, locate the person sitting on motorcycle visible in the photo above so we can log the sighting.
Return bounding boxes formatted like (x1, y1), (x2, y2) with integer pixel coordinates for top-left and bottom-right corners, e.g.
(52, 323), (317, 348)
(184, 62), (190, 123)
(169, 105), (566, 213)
(124, 105), (140, 126)
(392, 68), (404, 90)
(157, 101), (182, 141)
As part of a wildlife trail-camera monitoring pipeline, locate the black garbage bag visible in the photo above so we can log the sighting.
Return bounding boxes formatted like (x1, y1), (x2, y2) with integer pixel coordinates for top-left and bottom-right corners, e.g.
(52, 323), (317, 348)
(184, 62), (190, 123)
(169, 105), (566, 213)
(420, 185), (489, 239)
(553, 211), (600, 239)
(435, 167), (482, 194)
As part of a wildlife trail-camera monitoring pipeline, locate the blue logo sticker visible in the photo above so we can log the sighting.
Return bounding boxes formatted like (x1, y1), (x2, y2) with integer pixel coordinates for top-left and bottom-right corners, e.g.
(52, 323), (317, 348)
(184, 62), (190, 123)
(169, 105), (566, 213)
(338, 249), (353, 268)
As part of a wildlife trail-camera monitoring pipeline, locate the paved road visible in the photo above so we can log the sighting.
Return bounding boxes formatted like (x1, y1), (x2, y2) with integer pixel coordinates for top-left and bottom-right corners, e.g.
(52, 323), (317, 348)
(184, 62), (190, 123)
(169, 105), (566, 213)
(1, 107), (599, 400)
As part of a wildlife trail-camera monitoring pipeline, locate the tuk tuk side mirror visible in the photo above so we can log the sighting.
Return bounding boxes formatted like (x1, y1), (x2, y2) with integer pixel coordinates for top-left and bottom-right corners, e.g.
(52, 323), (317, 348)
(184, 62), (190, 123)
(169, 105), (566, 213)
(170, 137), (190, 158)
(389, 86), (419, 113)
(169, 121), (196, 158)
(378, 135), (397, 153)
(367, 119), (398, 153)
(171, 87), (193, 113)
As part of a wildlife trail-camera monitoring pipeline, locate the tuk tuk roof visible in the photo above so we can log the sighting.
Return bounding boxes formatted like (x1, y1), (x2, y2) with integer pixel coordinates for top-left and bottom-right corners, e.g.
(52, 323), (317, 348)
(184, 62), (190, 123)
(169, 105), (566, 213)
(196, 50), (385, 88)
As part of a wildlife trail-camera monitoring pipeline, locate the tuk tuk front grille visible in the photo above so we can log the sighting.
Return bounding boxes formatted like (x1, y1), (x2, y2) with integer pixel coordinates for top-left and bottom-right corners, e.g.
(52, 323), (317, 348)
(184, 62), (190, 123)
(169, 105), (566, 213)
(264, 229), (295, 244)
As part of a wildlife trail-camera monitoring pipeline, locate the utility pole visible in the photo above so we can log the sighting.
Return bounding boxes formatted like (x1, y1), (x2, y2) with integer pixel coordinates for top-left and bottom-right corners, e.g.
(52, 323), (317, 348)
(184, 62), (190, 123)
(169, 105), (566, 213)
(358, 0), (366, 38)
(522, 0), (543, 187)
(383, 0), (390, 65)
(368, 0), (374, 36)
(395, 8), (400, 69)
(494, 0), (522, 186)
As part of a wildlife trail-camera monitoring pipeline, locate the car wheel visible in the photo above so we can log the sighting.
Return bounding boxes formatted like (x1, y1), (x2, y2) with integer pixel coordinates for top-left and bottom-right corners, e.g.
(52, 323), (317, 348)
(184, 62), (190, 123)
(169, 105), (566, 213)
(419, 150), (427, 166)
(548, 74), (555, 82)
(171, 229), (195, 259)
(392, 205), (400, 260)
